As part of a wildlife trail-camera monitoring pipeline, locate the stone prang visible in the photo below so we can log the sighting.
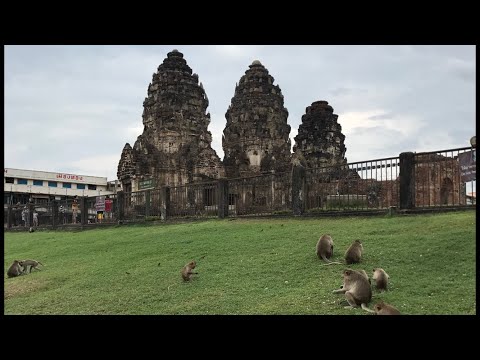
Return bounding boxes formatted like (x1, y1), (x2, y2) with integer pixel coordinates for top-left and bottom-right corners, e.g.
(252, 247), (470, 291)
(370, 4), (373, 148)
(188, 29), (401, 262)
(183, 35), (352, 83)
(117, 49), (224, 188)
(222, 60), (292, 178)
(294, 100), (347, 169)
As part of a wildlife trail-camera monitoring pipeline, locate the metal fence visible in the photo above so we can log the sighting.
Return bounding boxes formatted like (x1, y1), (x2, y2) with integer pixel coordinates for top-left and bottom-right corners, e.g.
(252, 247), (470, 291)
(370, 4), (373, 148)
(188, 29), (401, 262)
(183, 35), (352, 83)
(169, 182), (219, 219)
(4, 146), (476, 230)
(305, 157), (400, 213)
(227, 171), (292, 217)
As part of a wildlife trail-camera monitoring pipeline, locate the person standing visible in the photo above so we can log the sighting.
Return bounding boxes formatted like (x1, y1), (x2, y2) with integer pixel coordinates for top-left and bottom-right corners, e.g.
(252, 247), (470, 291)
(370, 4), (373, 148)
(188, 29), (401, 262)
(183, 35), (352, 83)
(21, 206), (27, 227)
(72, 196), (79, 224)
(33, 211), (39, 227)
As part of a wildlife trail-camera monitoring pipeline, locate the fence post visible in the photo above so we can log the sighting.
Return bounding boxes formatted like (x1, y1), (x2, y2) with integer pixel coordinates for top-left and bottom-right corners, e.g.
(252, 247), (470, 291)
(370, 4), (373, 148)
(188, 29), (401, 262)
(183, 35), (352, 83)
(161, 186), (170, 221)
(52, 200), (58, 229)
(7, 205), (12, 229)
(145, 190), (151, 218)
(117, 191), (125, 222)
(80, 197), (87, 225)
(399, 152), (415, 210)
(218, 179), (229, 219)
(291, 163), (306, 215)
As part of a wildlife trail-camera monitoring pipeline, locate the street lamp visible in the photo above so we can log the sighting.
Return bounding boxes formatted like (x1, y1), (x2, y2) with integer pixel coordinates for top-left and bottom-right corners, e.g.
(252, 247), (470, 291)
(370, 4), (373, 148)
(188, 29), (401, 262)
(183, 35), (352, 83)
(470, 136), (476, 148)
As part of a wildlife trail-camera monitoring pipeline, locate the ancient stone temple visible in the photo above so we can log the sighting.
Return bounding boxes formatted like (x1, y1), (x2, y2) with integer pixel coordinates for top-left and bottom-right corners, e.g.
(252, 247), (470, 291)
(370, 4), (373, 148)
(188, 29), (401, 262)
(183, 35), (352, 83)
(117, 49), (224, 190)
(222, 60), (292, 178)
(293, 100), (347, 169)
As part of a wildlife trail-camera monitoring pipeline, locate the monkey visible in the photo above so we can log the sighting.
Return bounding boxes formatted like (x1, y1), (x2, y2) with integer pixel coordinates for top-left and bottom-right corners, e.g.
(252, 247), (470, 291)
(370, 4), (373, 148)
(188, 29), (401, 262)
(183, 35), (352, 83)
(372, 268), (389, 291)
(332, 268), (374, 313)
(358, 269), (371, 285)
(345, 240), (363, 264)
(374, 301), (401, 315)
(18, 259), (43, 274)
(337, 269), (370, 289)
(323, 240), (364, 266)
(181, 260), (198, 282)
(316, 234), (334, 263)
(6, 260), (23, 278)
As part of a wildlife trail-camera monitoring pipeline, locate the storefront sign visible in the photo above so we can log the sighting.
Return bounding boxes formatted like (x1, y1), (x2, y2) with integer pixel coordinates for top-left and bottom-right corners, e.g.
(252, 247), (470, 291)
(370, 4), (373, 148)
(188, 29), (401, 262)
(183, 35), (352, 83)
(56, 173), (84, 181)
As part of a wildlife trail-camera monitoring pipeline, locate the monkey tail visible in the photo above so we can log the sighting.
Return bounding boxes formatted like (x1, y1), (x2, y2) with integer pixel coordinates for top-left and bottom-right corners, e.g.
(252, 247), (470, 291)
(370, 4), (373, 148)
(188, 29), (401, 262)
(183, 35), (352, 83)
(167, 283), (177, 291)
(322, 261), (343, 266)
(361, 303), (375, 313)
(198, 255), (207, 260)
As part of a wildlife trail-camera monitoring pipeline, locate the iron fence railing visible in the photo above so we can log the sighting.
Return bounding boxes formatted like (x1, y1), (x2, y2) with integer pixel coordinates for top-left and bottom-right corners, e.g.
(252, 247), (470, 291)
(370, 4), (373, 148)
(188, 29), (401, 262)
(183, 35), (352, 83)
(305, 156), (400, 213)
(4, 146), (475, 229)
(227, 172), (292, 217)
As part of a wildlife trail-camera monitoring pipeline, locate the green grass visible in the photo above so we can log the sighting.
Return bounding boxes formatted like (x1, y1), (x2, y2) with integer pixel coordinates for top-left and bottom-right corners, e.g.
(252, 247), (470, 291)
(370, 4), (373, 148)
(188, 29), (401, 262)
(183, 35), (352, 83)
(4, 210), (476, 315)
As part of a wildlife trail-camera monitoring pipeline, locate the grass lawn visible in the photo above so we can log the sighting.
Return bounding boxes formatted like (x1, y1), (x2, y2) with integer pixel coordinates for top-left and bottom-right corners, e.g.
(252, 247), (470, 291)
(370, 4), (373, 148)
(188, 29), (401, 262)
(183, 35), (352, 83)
(4, 210), (476, 315)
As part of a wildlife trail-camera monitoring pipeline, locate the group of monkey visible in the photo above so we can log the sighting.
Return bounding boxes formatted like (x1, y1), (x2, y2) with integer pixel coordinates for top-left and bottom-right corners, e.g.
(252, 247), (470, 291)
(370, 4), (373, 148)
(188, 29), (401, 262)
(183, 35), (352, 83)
(180, 234), (400, 315)
(6, 259), (43, 278)
(7, 232), (398, 314)
(316, 234), (401, 315)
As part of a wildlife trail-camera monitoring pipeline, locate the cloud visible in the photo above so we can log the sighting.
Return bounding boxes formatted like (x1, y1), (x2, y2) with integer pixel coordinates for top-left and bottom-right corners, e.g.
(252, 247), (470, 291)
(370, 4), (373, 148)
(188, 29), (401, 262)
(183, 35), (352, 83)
(71, 155), (121, 180)
(4, 45), (476, 182)
(331, 87), (369, 97)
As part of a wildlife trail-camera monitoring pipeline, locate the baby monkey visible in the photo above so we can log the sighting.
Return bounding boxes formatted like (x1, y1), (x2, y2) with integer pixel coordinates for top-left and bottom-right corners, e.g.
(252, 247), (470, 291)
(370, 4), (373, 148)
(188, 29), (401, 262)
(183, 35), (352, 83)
(181, 260), (198, 282)
(372, 268), (389, 291)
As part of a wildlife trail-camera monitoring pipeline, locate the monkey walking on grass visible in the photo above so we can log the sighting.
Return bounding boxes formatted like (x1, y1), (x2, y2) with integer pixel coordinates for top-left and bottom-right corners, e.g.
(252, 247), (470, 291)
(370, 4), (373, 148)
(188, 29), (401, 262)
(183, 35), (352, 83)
(19, 259), (43, 274)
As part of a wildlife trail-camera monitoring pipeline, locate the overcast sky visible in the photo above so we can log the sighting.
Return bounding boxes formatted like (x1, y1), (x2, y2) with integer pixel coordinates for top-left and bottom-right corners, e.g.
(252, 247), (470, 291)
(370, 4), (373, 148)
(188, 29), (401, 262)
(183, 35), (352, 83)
(4, 45), (476, 181)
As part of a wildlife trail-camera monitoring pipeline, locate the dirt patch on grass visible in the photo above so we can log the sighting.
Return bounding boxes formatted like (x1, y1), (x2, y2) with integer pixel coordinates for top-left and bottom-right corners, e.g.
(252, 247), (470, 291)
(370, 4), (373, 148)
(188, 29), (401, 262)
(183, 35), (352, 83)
(4, 277), (51, 299)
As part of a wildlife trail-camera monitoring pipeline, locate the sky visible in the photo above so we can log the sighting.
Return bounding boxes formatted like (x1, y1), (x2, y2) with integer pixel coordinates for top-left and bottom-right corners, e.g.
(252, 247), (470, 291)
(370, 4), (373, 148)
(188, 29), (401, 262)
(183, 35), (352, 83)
(4, 45), (476, 182)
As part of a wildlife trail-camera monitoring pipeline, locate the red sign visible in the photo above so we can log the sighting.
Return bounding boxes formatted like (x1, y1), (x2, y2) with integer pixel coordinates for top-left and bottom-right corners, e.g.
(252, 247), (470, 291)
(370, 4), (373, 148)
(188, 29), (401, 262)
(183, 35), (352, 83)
(56, 173), (84, 181)
(105, 199), (113, 212)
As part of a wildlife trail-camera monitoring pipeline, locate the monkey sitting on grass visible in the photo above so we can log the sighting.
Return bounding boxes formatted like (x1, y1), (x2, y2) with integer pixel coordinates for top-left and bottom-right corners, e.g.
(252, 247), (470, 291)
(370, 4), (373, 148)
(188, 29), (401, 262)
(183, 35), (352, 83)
(181, 261), (198, 282)
(316, 234), (334, 263)
(324, 239), (364, 266)
(333, 269), (374, 313)
(6, 260), (24, 278)
(372, 268), (389, 291)
(374, 301), (401, 315)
